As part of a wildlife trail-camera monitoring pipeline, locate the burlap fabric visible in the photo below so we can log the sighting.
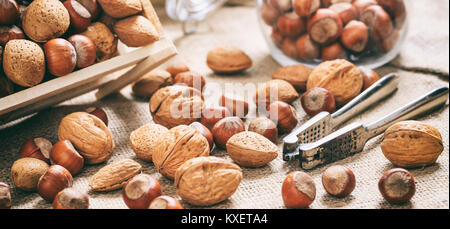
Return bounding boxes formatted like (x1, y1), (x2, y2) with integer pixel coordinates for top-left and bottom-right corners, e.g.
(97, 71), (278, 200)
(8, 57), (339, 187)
(0, 0), (448, 209)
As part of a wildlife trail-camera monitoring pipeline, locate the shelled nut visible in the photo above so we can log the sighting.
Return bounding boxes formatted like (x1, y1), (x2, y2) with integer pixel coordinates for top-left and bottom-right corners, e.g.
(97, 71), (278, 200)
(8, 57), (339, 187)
(267, 101), (298, 133)
(122, 174), (162, 209)
(53, 187), (89, 209)
(282, 171), (316, 208)
(300, 87), (336, 116)
(50, 140), (84, 175)
(322, 165), (356, 197)
(212, 116), (246, 149)
(19, 137), (52, 164)
(378, 168), (415, 204)
(149, 195), (183, 209)
(44, 38), (77, 77)
(37, 165), (73, 202)
(11, 157), (49, 191)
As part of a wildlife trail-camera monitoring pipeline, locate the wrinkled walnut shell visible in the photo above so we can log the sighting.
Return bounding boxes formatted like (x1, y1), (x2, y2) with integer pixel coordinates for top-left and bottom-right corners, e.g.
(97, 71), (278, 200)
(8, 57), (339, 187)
(58, 112), (115, 164)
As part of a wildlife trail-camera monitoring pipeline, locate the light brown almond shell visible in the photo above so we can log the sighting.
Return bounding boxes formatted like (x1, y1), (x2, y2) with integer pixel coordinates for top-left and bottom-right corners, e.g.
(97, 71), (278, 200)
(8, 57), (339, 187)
(98, 0), (142, 19)
(174, 156), (242, 206)
(272, 65), (313, 91)
(114, 15), (160, 47)
(206, 46), (252, 74)
(89, 159), (142, 191)
(226, 131), (279, 167)
(381, 121), (444, 168)
(129, 123), (169, 162)
(255, 79), (300, 106)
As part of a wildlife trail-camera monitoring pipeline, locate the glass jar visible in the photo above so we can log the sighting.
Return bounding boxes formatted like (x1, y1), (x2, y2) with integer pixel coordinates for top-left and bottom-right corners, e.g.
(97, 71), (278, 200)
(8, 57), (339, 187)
(256, 0), (408, 68)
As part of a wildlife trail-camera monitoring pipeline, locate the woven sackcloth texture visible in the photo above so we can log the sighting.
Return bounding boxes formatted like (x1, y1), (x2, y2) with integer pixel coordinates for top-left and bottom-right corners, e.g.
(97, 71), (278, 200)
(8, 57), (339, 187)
(0, 0), (448, 209)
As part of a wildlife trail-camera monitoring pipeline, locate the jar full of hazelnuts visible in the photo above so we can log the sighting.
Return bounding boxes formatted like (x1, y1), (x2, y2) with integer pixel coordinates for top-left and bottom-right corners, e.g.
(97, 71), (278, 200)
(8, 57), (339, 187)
(257, 0), (407, 68)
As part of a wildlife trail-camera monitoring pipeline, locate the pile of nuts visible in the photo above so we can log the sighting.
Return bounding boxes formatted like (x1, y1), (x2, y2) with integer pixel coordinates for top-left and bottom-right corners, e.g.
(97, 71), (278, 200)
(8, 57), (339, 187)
(0, 0), (160, 98)
(260, 0), (406, 62)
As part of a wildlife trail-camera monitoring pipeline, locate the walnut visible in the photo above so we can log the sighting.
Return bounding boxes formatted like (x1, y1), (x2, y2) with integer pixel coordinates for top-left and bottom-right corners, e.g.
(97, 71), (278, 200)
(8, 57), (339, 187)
(152, 125), (210, 179)
(174, 156), (242, 206)
(58, 112), (115, 164)
(149, 85), (204, 129)
(306, 59), (363, 106)
(381, 120), (444, 168)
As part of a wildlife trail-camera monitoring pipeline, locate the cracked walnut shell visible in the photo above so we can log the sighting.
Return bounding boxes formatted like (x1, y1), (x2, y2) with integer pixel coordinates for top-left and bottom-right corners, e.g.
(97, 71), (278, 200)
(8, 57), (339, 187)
(58, 112), (115, 165)
(381, 121), (444, 168)
(306, 59), (363, 106)
(153, 125), (210, 179)
(175, 156), (242, 206)
(149, 85), (205, 129)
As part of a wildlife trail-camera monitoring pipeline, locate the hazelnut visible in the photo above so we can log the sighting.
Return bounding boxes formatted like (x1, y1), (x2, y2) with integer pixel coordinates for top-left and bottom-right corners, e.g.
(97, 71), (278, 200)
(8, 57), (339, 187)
(98, 12), (117, 31)
(150, 85), (204, 129)
(293, 0), (321, 17)
(58, 112), (115, 165)
(282, 171), (316, 208)
(22, 0), (70, 42)
(67, 34), (96, 69)
(381, 121), (443, 168)
(307, 9), (343, 45)
(360, 5), (394, 42)
(282, 38), (300, 59)
(132, 69), (173, 98)
(19, 137), (52, 164)
(0, 75), (14, 98)
(38, 165), (73, 202)
(267, 0), (292, 12)
(300, 87), (336, 116)
(352, 0), (377, 14)
(81, 22), (118, 62)
(271, 28), (284, 48)
(329, 2), (359, 25)
(122, 174), (162, 209)
(189, 122), (214, 150)
(98, 0), (142, 19)
(50, 140), (84, 175)
(53, 188), (89, 209)
(200, 106), (231, 130)
(149, 195), (183, 209)
(64, 0), (92, 32)
(321, 0), (353, 8)
(295, 34), (320, 61)
(165, 61), (190, 79)
(307, 59), (363, 106)
(255, 79), (299, 107)
(44, 38), (77, 77)
(359, 67), (380, 90)
(0, 0), (20, 25)
(341, 20), (369, 52)
(248, 117), (278, 143)
(261, 3), (280, 26)
(212, 116), (246, 149)
(11, 157), (49, 191)
(267, 101), (298, 133)
(378, 168), (415, 204)
(321, 42), (348, 61)
(277, 12), (306, 37)
(272, 64), (313, 91)
(85, 107), (108, 126)
(376, 0), (406, 29)
(114, 15), (159, 47)
(322, 165), (356, 197)
(174, 71), (206, 91)
(75, 0), (100, 20)
(0, 25), (24, 47)
(0, 182), (11, 209)
(3, 39), (45, 87)
(376, 28), (400, 53)
(219, 94), (249, 118)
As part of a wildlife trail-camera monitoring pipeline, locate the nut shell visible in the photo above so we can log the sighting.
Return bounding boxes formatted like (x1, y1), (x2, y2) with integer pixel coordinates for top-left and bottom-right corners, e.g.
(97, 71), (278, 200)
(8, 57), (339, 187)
(272, 64), (312, 92)
(22, 0), (70, 42)
(11, 157), (49, 191)
(98, 0), (142, 18)
(132, 69), (173, 97)
(206, 46), (252, 74)
(282, 171), (316, 208)
(89, 159), (142, 191)
(226, 131), (278, 167)
(0, 25), (25, 47)
(150, 85), (204, 129)
(212, 116), (246, 149)
(306, 59), (363, 106)
(129, 123), (169, 162)
(3, 39), (45, 87)
(114, 15), (159, 47)
(255, 79), (299, 107)
(153, 125), (210, 179)
(174, 156), (242, 206)
(58, 112), (115, 165)
(381, 121), (443, 168)
(248, 117), (278, 143)
(81, 22), (118, 62)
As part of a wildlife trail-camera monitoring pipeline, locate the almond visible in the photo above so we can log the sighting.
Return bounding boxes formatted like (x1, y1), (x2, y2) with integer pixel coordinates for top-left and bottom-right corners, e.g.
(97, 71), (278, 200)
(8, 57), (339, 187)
(98, 0), (142, 18)
(226, 131), (279, 167)
(129, 123), (169, 162)
(206, 46), (252, 74)
(175, 156), (242, 206)
(114, 15), (159, 47)
(272, 65), (313, 91)
(89, 159), (142, 191)
(132, 69), (173, 97)
(255, 79), (299, 107)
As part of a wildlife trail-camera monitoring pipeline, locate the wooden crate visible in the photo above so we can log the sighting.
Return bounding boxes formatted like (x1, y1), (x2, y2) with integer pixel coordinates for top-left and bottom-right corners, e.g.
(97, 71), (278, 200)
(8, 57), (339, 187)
(0, 0), (177, 123)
